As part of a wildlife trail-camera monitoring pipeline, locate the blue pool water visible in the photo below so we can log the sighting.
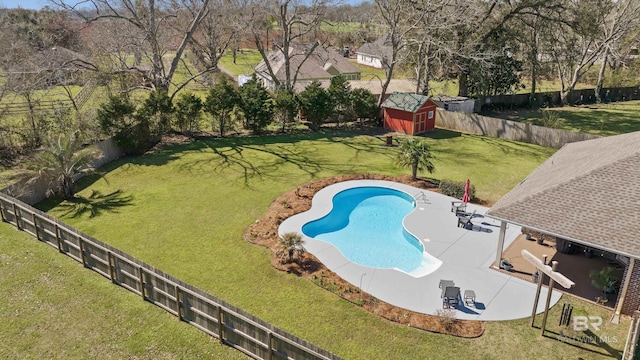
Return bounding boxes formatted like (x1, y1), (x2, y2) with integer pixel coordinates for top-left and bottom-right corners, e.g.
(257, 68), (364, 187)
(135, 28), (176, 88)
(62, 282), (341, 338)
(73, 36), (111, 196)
(302, 187), (425, 272)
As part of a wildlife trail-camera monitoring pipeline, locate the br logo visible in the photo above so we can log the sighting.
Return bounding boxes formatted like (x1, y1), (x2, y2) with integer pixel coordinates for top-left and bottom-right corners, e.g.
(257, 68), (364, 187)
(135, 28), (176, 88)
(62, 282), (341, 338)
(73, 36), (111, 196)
(573, 316), (602, 331)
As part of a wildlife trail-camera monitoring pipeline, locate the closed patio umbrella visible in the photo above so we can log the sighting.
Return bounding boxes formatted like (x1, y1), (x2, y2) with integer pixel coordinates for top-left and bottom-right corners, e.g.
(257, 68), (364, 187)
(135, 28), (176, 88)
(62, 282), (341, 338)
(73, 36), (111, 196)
(462, 179), (470, 203)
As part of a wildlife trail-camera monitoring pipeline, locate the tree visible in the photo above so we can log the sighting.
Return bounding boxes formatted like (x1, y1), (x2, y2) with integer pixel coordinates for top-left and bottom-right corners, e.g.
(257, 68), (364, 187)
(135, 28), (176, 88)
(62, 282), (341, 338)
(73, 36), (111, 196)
(51, 0), (211, 97)
(395, 137), (435, 180)
(96, 95), (146, 154)
(543, 0), (640, 104)
(297, 81), (334, 130)
(373, 0), (423, 106)
(273, 89), (299, 133)
(594, 0), (640, 102)
(28, 130), (102, 200)
(174, 92), (203, 136)
(466, 52), (524, 97)
(350, 88), (378, 121)
(188, 0), (241, 85)
(248, 0), (333, 91)
(237, 76), (274, 134)
(137, 90), (175, 137)
(328, 75), (352, 126)
(277, 232), (305, 264)
(204, 76), (239, 137)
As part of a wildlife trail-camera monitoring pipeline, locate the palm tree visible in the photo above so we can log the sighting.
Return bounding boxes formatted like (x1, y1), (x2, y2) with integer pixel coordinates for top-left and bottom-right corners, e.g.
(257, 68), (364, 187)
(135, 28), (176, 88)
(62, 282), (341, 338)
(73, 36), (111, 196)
(29, 131), (102, 200)
(395, 137), (436, 180)
(277, 232), (306, 264)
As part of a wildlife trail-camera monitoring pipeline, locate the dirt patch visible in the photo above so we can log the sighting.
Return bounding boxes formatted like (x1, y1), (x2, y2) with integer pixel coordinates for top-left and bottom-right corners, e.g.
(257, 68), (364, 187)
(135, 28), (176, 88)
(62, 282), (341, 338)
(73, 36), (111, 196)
(245, 173), (485, 338)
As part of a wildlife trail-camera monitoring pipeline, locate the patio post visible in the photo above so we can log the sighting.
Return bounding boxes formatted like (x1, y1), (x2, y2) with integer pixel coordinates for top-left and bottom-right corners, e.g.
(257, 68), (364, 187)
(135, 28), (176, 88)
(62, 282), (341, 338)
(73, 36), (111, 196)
(530, 254), (548, 327)
(494, 221), (507, 267)
(613, 258), (636, 324)
(540, 261), (558, 336)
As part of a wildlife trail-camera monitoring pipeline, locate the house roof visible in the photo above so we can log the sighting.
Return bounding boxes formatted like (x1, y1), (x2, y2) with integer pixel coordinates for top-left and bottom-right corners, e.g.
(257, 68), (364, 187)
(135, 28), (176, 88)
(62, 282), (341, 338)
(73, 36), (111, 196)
(293, 79), (418, 95)
(487, 131), (640, 259)
(355, 34), (393, 65)
(254, 42), (360, 83)
(380, 92), (431, 113)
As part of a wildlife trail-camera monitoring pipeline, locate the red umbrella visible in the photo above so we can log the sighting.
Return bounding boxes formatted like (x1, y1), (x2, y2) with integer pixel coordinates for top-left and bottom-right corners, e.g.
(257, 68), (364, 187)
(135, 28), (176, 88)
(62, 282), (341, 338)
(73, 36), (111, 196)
(462, 179), (470, 203)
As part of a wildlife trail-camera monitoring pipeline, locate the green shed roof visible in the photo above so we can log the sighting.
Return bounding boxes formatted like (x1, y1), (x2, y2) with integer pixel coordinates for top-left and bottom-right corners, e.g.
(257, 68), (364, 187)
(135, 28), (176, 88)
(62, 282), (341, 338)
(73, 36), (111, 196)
(381, 92), (431, 113)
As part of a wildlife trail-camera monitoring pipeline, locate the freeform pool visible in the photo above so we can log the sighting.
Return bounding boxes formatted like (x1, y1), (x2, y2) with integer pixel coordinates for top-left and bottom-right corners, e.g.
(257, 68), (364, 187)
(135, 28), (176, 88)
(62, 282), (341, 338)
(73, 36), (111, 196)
(302, 186), (442, 276)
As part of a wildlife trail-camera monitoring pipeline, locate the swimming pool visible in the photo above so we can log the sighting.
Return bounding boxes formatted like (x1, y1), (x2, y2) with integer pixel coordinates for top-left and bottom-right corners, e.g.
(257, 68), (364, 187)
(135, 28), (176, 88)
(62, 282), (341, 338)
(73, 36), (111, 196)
(301, 186), (442, 276)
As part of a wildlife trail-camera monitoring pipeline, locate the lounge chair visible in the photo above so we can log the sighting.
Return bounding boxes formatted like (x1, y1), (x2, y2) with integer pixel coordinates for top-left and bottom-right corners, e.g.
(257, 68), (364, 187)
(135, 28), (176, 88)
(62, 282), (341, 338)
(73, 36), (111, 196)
(451, 201), (467, 214)
(439, 280), (455, 298)
(464, 290), (476, 307)
(442, 286), (460, 309)
(457, 210), (476, 229)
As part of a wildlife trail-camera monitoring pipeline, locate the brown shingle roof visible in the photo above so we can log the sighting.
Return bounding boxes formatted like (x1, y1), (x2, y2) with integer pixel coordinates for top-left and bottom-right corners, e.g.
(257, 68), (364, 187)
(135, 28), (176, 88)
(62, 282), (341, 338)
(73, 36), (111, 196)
(355, 34), (392, 65)
(487, 131), (640, 258)
(255, 42), (360, 82)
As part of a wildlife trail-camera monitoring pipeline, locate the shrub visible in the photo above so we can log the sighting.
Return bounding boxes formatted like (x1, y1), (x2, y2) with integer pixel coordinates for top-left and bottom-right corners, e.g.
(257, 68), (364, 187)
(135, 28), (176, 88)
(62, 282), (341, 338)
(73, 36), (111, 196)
(439, 179), (475, 200)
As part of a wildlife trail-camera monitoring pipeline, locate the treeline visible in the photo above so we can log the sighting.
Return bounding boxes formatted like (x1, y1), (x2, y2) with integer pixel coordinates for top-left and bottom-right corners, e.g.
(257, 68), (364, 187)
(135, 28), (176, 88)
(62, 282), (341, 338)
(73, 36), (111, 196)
(1, 0), (640, 160)
(96, 75), (377, 155)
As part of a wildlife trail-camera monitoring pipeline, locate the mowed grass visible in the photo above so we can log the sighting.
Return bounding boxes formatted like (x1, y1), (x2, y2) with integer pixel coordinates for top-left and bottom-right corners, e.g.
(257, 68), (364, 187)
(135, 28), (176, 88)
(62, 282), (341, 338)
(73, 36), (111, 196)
(16, 129), (626, 359)
(219, 50), (265, 77)
(498, 100), (640, 136)
(0, 225), (247, 360)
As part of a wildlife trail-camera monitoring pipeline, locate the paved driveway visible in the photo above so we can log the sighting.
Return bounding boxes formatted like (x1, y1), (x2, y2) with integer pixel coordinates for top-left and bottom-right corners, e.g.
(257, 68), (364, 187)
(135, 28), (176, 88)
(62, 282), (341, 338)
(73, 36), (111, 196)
(279, 180), (561, 321)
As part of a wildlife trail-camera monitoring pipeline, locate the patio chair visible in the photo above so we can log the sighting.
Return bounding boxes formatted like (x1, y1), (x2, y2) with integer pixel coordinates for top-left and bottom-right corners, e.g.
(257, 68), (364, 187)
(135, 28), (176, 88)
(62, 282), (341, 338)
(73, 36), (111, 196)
(463, 290), (476, 307)
(439, 280), (455, 298)
(451, 201), (467, 214)
(457, 210), (476, 229)
(443, 286), (460, 309)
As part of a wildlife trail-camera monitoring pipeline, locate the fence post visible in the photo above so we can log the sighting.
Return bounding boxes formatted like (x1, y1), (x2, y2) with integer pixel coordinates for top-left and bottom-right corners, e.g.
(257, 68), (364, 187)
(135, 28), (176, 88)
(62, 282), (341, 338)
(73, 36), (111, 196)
(55, 224), (64, 253)
(0, 200), (5, 222)
(218, 307), (224, 343)
(13, 203), (20, 230)
(139, 267), (147, 300)
(79, 237), (88, 267)
(268, 332), (273, 360)
(108, 252), (117, 283)
(176, 287), (183, 321)
(32, 213), (39, 240)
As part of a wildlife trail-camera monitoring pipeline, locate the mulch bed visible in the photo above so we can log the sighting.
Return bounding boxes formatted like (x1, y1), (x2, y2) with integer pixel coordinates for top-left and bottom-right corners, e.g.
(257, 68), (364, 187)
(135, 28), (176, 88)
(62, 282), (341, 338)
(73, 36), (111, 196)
(244, 173), (485, 338)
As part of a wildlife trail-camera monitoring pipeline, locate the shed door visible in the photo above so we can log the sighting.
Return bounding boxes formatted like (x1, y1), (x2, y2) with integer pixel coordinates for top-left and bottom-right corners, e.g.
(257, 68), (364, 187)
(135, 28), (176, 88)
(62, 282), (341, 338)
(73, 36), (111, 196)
(415, 112), (427, 133)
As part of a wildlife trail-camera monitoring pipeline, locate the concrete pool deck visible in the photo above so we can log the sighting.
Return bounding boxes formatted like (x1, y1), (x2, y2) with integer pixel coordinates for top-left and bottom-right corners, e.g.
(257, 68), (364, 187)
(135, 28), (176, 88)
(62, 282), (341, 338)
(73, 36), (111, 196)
(279, 180), (562, 321)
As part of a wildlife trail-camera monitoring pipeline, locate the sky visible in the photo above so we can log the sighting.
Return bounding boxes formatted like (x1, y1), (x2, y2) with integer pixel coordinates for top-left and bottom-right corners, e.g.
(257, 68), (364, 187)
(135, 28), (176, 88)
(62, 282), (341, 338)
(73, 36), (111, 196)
(1, 0), (47, 10)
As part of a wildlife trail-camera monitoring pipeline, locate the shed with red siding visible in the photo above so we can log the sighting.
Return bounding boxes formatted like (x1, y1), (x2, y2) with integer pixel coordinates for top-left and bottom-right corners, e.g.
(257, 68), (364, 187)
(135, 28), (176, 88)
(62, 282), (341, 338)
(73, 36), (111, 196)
(380, 92), (437, 135)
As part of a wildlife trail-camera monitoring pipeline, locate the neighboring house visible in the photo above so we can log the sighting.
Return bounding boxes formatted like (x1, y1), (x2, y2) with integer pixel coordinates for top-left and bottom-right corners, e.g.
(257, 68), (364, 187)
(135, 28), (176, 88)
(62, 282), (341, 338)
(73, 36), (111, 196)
(380, 92), (437, 135)
(355, 34), (392, 69)
(487, 131), (640, 319)
(254, 42), (361, 90)
(293, 78), (418, 98)
(431, 95), (476, 114)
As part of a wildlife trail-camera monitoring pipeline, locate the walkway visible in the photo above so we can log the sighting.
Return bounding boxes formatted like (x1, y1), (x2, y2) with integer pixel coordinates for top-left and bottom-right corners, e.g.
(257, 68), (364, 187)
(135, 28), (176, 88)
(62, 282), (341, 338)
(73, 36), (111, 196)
(279, 180), (562, 321)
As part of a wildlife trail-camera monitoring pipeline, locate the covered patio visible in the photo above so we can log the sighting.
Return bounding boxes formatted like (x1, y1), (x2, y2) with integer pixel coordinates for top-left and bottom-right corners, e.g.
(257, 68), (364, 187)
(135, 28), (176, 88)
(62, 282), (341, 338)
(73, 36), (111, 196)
(487, 131), (640, 322)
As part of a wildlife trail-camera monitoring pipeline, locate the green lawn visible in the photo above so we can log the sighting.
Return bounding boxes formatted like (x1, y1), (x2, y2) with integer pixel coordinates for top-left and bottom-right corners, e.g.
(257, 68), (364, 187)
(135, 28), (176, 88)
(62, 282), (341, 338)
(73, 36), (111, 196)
(493, 100), (640, 136)
(218, 50), (265, 77)
(0, 225), (247, 360)
(10, 129), (626, 359)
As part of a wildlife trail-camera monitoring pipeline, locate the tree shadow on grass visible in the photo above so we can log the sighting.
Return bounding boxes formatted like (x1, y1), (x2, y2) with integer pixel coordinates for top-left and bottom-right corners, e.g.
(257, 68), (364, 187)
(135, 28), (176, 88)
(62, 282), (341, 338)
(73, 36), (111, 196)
(178, 128), (399, 187)
(57, 189), (134, 218)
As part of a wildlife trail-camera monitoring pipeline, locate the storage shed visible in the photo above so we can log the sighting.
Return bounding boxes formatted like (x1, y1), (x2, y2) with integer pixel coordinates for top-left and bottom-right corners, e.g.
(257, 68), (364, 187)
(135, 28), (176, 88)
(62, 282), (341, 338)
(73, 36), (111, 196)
(381, 92), (437, 135)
